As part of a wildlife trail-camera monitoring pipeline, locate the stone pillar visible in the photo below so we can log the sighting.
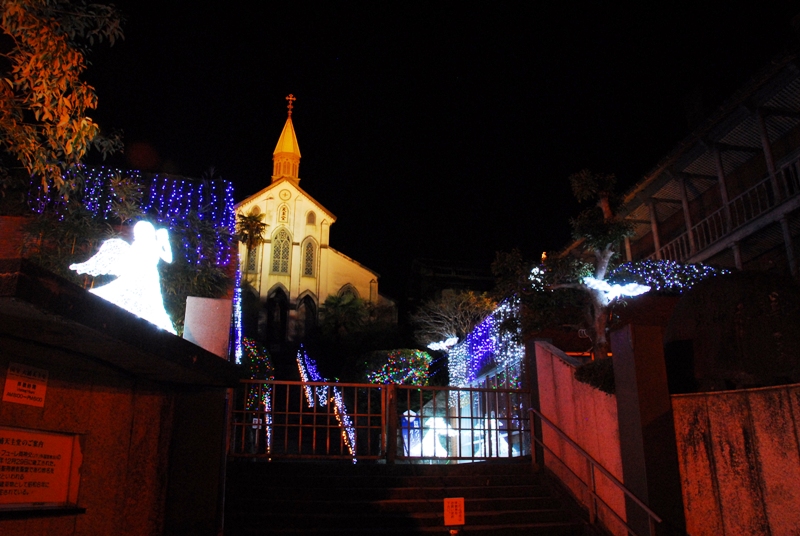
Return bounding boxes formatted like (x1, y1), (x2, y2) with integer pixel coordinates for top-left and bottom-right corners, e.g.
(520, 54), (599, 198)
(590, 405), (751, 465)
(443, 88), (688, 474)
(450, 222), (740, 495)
(526, 338), (544, 468)
(611, 324), (686, 535)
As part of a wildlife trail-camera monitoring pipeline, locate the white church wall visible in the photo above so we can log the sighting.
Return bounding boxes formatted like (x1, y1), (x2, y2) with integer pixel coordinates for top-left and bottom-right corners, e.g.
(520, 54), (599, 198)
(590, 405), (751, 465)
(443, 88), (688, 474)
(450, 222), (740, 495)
(326, 248), (378, 303)
(233, 106), (391, 341)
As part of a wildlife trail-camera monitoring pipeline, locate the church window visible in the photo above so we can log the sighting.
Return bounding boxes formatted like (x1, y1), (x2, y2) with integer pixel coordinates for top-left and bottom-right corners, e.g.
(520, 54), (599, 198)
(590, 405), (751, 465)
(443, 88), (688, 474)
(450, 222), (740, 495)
(338, 284), (360, 299)
(279, 204), (289, 223)
(302, 240), (316, 277)
(306, 211), (316, 225)
(271, 229), (291, 274)
(246, 245), (259, 272)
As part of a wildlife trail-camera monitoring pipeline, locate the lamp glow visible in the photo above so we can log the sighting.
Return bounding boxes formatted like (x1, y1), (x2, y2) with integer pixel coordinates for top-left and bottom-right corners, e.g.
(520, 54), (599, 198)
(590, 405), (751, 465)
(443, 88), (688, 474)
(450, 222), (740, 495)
(70, 221), (176, 334)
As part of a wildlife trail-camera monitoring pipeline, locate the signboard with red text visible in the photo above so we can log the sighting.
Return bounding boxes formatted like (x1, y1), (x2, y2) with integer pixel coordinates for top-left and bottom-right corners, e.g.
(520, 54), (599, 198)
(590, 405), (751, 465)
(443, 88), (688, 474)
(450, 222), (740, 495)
(444, 497), (465, 526)
(0, 426), (82, 508)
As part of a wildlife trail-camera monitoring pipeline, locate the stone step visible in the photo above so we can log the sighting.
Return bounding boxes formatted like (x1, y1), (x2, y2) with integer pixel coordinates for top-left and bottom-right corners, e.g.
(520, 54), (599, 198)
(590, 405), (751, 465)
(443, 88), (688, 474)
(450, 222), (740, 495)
(228, 495), (563, 514)
(227, 507), (574, 528)
(227, 521), (586, 536)
(228, 484), (554, 501)
(227, 458), (537, 477)
(224, 460), (589, 536)
(228, 473), (541, 489)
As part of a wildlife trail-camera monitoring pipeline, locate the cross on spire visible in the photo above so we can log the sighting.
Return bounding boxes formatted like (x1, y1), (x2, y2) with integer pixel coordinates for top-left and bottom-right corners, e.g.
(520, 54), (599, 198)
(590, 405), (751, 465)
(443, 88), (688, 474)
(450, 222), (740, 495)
(286, 94), (296, 116)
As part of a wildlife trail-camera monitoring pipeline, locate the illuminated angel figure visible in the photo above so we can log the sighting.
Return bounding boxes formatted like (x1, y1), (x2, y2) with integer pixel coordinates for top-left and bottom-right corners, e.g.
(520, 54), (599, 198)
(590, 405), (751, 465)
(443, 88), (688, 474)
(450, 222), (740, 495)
(582, 276), (650, 306)
(70, 221), (176, 334)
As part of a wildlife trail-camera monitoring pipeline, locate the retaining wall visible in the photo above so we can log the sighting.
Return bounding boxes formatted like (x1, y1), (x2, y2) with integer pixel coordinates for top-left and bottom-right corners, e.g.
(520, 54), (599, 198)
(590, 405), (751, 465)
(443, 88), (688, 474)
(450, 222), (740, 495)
(672, 383), (800, 535)
(534, 341), (626, 535)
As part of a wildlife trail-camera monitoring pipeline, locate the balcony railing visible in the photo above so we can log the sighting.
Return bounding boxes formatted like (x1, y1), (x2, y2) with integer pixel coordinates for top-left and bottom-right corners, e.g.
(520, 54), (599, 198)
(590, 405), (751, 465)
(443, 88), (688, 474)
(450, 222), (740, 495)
(228, 380), (531, 463)
(651, 155), (800, 262)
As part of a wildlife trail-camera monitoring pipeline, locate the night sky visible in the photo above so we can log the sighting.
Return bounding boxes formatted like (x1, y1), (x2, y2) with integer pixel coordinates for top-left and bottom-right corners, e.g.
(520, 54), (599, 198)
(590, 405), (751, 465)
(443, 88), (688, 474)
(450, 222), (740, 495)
(83, 2), (800, 300)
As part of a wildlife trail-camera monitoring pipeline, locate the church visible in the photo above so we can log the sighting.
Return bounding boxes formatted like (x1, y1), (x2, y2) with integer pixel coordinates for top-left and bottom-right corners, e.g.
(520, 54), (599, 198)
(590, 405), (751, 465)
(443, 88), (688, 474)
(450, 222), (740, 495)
(236, 96), (391, 342)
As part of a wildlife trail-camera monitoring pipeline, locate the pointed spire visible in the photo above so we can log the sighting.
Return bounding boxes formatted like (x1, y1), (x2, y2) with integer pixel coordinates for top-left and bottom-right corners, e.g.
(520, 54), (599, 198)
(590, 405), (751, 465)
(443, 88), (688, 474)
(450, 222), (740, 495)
(272, 94), (301, 184)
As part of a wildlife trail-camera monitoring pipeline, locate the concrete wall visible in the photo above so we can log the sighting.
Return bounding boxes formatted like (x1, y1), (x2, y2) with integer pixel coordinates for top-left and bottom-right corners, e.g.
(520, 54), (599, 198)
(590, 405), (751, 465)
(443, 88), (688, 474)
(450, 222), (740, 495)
(0, 340), (174, 535)
(534, 341), (627, 535)
(0, 337), (228, 535)
(0, 217), (26, 258)
(672, 383), (800, 535)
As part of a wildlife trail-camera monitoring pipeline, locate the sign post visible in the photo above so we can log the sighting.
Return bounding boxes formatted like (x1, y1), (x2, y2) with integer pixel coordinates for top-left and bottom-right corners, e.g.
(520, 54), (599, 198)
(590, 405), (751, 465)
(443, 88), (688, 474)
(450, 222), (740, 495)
(443, 497), (465, 534)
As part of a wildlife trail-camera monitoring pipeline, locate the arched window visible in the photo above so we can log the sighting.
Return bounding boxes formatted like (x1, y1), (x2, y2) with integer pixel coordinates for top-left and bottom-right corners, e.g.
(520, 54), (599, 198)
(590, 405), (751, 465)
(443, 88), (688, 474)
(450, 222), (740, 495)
(337, 284), (360, 299)
(306, 211), (316, 225)
(271, 228), (291, 274)
(246, 246), (259, 272)
(302, 239), (316, 277)
(295, 295), (317, 340)
(266, 286), (289, 342)
(278, 204), (289, 223)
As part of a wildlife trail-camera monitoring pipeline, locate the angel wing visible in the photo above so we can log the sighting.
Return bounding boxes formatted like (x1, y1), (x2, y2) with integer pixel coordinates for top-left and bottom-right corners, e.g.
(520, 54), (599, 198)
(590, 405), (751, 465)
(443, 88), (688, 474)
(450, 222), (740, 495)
(69, 239), (131, 277)
(583, 276), (650, 305)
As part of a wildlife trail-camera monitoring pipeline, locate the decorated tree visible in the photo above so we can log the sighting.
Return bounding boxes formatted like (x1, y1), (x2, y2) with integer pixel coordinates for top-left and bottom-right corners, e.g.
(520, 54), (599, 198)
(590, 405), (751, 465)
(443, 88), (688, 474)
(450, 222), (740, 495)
(241, 337), (275, 409)
(0, 0), (123, 192)
(495, 170), (636, 360)
(235, 209), (267, 274)
(410, 290), (496, 351)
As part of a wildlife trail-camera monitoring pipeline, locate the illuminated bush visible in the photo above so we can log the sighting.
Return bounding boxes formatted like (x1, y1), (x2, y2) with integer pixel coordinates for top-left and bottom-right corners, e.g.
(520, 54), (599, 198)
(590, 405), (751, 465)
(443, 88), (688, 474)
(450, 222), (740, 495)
(365, 349), (433, 386)
(608, 260), (729, 293)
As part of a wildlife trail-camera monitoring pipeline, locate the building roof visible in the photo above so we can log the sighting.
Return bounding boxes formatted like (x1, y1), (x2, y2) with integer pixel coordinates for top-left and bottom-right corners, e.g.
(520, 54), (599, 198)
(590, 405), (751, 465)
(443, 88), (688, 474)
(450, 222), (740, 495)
(273, 116), (301, 158)
(235, 177), (337, 222)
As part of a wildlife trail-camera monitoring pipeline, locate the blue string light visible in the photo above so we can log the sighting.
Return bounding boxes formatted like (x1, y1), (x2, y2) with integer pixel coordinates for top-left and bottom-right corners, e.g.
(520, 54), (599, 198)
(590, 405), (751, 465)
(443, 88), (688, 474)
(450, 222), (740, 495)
(295, 345), (357, 462)
(448, 298), (524, 388)
(608, 260), (729, 292)
(27, 166), (236, 267)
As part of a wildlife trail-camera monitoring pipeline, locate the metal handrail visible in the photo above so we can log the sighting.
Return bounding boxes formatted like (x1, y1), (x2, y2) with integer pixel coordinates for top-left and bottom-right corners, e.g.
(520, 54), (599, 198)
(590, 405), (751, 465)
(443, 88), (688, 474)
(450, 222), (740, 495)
(529, 407), (661, 536)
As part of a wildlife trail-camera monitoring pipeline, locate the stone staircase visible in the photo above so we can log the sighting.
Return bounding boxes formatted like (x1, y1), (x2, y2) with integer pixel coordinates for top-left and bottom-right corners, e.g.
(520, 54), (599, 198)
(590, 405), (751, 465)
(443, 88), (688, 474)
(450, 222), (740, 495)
(223, 458), (592, 535)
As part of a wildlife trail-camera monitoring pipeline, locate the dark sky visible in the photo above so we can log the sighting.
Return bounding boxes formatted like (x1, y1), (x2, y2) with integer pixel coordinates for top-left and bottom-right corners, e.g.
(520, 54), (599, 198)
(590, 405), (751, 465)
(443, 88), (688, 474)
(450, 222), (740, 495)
(84, 2), (800, 300)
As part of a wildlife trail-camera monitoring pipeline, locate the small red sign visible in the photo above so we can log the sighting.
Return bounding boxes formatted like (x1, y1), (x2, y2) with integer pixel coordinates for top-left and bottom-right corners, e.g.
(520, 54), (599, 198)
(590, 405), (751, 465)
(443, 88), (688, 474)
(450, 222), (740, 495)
(444, 497), (465, 526)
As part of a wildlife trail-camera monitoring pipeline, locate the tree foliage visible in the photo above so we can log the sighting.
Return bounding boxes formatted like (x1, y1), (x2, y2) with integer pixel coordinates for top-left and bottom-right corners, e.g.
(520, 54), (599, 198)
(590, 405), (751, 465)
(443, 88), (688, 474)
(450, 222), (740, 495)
(320, 293), (369, 338)
(312, 294), (405, 380)
(410, 290), (496, 349)
(494, 170), (635, 360)
(159, 210), (232, 334)
(0, 0), (123, 192)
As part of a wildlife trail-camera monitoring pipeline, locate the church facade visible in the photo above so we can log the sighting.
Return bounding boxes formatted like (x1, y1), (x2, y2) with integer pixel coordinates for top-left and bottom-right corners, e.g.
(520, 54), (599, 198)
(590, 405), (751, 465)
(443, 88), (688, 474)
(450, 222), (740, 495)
(236, 100), (387, 342)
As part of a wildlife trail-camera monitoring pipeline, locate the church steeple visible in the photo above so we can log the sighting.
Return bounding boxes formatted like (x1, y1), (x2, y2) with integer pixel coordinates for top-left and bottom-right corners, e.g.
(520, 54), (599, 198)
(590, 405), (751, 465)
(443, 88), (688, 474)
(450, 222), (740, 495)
(272, 94), (301, 184)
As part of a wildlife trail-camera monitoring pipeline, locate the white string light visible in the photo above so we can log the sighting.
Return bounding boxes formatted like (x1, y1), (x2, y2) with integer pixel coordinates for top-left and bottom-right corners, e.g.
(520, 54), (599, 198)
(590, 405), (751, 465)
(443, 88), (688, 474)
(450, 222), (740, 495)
(70, 221), (176, 333)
